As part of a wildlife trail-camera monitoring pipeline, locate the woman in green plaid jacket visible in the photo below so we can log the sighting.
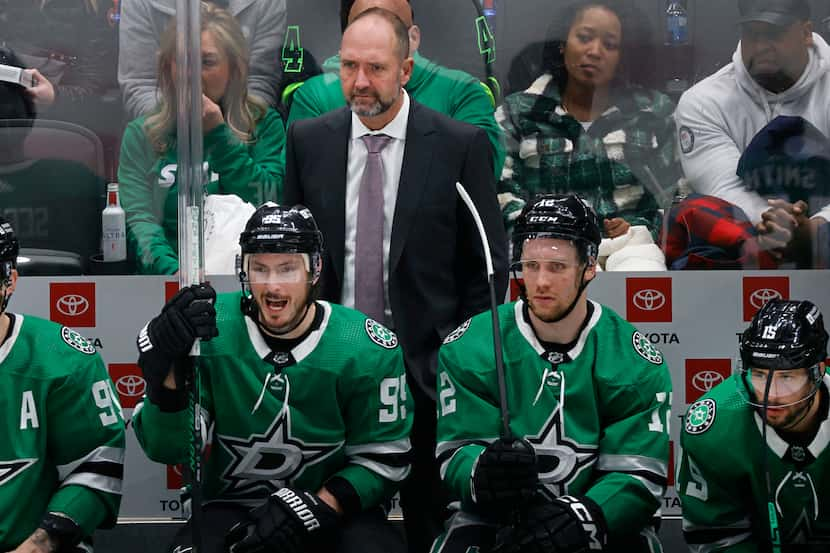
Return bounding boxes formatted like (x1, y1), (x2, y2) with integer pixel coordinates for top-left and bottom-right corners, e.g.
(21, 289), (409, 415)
(497, 0), (683, 241)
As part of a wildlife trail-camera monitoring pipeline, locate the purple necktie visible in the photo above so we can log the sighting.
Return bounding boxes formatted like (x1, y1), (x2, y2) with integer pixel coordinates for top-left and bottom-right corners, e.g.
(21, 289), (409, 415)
(355, 133), (392, 322)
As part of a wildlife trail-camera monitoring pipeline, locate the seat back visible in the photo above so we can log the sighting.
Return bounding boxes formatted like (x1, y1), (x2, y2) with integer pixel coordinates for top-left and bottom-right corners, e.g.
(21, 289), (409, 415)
(0, 119), (106, 272)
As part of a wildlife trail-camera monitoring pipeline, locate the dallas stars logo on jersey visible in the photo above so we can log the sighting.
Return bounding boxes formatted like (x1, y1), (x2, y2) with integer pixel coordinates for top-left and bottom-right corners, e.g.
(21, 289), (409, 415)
(219, 399), (342, 497)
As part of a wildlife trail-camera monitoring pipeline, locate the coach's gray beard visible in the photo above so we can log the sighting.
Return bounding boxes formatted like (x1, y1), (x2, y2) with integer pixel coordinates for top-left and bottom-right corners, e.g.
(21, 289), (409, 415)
(348, 92), (397, 118)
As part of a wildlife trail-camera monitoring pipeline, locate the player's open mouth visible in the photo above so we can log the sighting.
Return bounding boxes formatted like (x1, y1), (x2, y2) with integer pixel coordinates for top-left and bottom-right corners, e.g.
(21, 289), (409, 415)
(264, 298), (288, 311)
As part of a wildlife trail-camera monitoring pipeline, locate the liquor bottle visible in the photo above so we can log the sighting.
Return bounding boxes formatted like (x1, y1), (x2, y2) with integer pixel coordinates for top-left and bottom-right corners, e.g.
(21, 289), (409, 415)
(666, 1), (688, 45)
(102, 182), (127, 262)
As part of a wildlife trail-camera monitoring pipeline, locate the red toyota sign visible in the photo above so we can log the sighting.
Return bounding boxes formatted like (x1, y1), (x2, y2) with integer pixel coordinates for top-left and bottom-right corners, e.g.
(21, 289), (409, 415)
(108, 363), (146, 409)
(49, 282), (96, 327)
(742, 276), (789, 321)
(626, 277), (672, 323)
(685, 358), (732, 403)
(165, 281), (180, 303)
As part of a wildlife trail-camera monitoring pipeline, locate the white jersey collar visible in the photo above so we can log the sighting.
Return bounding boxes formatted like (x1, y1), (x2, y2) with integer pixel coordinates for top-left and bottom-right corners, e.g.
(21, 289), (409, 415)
(244, 301), (332, 364)
(0, 313), (23, 365)
(514, 299), (603, 360)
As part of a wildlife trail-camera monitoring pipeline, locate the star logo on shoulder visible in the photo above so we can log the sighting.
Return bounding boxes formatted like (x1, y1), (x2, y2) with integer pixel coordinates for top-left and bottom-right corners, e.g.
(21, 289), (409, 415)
(218, 408), (342, 498)
(526, 406), (597, 498)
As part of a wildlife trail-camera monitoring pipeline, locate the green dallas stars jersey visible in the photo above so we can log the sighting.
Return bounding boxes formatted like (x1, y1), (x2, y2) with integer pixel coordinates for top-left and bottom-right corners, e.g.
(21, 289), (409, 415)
(0, 314), (125, 550)
(436, 300), (672, 547)
(678, 374), (830, 552)
(133, 293), (413, 512)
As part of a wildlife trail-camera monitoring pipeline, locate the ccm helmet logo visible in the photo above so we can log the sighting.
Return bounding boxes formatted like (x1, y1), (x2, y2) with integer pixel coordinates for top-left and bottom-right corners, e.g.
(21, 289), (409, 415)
(692, 371), (724, 393)
(750, 288), (783, 310)
(116, 375), (146, 398)
(632, 289), (666, 311)
(56, 294), (90, 316)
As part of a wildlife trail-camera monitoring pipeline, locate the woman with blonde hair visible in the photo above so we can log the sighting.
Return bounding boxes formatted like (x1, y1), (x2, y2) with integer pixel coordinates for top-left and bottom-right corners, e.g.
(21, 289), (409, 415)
(118, 2), (285, 274)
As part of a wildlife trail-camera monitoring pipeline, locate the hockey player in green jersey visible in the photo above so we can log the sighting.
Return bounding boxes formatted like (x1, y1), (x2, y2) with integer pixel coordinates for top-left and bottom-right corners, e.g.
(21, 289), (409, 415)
(132, 203), (413, 553)
(678, 299), (830, 552)
(432, 194), (672, 553)
(0, 217), (125, 553)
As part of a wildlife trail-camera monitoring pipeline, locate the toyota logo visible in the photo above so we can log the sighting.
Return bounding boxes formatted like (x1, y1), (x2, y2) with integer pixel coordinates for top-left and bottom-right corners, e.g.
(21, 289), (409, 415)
(632, 289), (666, 311)
(116, 375), (146, 397)
(750, 288), (783, 309)
(56, 294), (90, 316)
(692, 371), (724, 393)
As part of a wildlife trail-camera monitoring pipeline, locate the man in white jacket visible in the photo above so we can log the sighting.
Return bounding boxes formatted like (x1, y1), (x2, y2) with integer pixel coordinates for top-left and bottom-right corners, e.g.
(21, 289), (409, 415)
(676, 0), (830, 262)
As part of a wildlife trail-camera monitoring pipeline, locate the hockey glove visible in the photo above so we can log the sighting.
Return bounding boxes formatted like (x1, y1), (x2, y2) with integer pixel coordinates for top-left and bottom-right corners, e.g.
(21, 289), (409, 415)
(225, 487), (340, 553)
(137, 284), (217, 402)
(471, 437), (539, 517)
(38, 512), (84, 553)
(492, 495), (608, 553)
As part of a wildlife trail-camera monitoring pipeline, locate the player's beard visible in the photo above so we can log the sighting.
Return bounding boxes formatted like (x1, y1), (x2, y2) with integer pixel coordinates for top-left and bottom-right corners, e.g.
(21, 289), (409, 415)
(348, 87), (398, 118)
(764, 393), (816, 431)
(526, 283), (581, 323)
(256, 288), (313, 337)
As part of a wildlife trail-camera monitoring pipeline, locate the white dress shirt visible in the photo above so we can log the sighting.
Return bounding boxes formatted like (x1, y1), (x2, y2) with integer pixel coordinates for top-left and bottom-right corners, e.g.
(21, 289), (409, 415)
(342, 89), (410, 326)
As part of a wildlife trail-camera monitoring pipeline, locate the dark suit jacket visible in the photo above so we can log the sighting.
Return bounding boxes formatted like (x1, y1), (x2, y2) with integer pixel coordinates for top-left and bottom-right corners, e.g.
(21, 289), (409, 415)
(284, 99), (508, 397)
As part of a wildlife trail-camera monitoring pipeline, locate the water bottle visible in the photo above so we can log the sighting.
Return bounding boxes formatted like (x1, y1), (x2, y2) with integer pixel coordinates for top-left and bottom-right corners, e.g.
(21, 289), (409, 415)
(102, 183), (127, 262)
(666, 1), (688, 45)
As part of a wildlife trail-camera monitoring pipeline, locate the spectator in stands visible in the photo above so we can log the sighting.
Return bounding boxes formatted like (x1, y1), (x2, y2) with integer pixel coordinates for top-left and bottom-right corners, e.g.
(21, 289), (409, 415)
(496, 0), (681, 247)
(676, 0), (830, 267)
(0, 47), (105, 267)
(118, 3), (284, 275)
(118, 0), (285, 118)
(0, 0), (118, 126)
(286, 0), (505, 179)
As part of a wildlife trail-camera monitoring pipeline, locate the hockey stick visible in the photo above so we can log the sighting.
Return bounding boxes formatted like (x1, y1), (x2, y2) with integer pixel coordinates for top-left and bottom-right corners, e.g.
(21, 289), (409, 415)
(456, 182), (511, 439)
(760, 376), (782, 553)
(175, 0), (206, 549)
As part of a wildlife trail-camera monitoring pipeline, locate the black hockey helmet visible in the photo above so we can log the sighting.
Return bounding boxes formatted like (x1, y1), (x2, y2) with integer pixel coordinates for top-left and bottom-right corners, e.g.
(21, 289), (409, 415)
(238, 203), (324, 316)
(0, 216), (19, 312)
(740, 299), (828, 371)
(512, 193), (601, 265)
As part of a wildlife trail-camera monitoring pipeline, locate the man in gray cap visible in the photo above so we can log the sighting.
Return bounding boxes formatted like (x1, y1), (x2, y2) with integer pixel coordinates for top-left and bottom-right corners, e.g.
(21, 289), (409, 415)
(675, 0), (830, 265)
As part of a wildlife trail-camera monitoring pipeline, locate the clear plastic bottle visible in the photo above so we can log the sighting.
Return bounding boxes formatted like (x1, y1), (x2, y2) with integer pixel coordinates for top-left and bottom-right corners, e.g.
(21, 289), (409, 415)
(102, 182), (127, 262)
(666, 1), (688, 45)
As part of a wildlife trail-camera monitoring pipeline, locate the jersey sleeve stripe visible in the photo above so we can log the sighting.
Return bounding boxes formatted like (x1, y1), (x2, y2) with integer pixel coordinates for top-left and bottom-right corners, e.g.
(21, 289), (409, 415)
(436, 438), (493, 480)
(684, 530), (753, 553)
(596, 454), (667, 478)
(344, 438), (411, 456)
(349, 457), (411, 482)
(61, 471), (123, 495)
(56, 446), (125, 481)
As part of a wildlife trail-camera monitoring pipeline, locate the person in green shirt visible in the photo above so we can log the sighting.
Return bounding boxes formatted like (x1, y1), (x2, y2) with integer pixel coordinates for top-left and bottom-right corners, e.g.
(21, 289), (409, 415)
(286, 0), (504, 180)
(118, 2), (285, 275)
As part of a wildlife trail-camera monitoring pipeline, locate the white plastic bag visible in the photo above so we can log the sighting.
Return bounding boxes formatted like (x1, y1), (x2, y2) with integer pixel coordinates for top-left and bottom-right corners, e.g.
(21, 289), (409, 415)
(203, 194), (256, 275)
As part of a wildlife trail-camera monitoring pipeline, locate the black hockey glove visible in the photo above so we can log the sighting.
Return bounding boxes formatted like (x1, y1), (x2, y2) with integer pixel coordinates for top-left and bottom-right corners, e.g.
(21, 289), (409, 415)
(471, 437), (539, 517)
(137, 284), (217, 404)
(225, 487), (340, 553)
(39, 512), (84, 553)
(491, 495), (608, 553)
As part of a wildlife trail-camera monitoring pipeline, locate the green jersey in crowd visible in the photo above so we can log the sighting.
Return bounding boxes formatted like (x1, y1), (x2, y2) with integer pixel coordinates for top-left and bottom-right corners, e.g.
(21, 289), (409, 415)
(118, 108), (285, 274)
(133, 293), (412, 513)
(678, 374), (830, 552)
(0, 314), (125, 550)
(286, 52), (505, 180)
(435, 300), (672, 550)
